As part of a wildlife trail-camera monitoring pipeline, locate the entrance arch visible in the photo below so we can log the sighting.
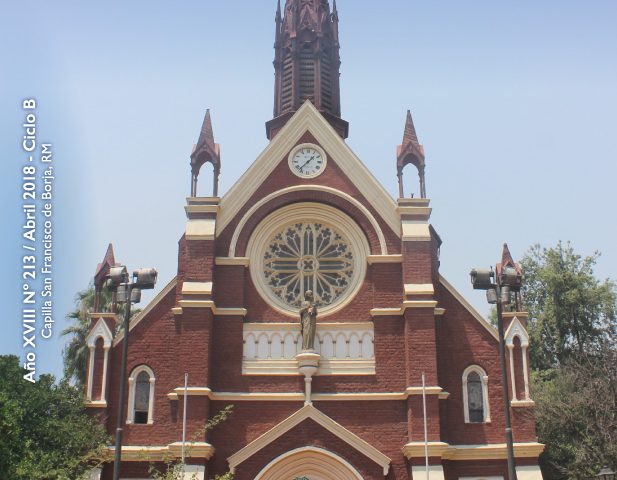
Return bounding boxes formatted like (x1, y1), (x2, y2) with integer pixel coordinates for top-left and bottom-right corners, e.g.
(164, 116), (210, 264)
(254, 446), (364, 480)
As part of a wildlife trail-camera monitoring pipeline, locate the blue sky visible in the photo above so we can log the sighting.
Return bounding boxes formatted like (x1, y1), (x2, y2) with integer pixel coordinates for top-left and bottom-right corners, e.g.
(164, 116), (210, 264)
(1, 0), (616, 380)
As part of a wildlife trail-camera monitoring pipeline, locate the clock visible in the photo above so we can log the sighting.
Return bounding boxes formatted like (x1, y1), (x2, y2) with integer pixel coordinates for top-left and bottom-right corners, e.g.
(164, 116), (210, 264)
(288, 144), (327, 178)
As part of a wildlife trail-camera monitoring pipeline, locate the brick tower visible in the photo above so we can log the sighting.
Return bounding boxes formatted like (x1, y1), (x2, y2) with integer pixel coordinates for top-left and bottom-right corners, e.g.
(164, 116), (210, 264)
(86, 2), (544, 479)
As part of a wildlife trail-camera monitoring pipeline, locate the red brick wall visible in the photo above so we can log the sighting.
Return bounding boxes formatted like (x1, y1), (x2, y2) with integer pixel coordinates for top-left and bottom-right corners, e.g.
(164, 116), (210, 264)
(207, 402), (408, 480)
(435, 283), (537, 445)
(513, 337), (526, 400)
(91, 337), (105, 401)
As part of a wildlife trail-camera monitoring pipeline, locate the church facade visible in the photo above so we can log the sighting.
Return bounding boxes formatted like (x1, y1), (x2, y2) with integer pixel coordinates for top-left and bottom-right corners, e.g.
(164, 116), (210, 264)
(85, 1), (544, 479)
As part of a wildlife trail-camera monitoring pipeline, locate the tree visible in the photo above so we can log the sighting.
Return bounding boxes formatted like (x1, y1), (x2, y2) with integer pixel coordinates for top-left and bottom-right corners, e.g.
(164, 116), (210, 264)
(62, 285), (107, 388)
(533, 344), (617, 479)
(521, 241), (616, 370)
(519, 241), (617, 479)
(0, 355), (109, 480)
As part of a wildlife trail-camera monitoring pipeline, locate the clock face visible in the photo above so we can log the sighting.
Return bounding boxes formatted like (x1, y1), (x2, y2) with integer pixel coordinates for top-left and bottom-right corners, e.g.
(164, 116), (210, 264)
(289, 145), (327, 178)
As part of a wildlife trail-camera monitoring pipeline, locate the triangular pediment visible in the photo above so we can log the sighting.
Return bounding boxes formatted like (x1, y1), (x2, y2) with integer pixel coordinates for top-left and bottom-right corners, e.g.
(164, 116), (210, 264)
(505, 316), (530, 347)
(86, 317), (114, 348)
(227, 404), (391, 475)
(217, 101), (400, 237)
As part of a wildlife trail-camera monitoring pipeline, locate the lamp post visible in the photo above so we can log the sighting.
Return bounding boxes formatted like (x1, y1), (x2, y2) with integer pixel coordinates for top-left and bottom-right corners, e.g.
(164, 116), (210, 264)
(109, 266), (158, 480)
(470, 264), (522, 480)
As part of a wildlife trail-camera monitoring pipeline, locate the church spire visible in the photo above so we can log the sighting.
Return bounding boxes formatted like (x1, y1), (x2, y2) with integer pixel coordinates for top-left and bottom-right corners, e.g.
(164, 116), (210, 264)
(266, 0), (348, 140)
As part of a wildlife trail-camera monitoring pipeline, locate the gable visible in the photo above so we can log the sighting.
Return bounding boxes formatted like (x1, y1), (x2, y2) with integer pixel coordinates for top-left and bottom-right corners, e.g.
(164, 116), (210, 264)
(227, 404), (391, 475)
(217, 101), (400, 238)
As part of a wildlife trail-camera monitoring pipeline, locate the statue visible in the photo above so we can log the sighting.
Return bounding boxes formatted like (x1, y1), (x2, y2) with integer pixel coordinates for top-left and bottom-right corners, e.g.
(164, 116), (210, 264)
(299, 290), (317, 350)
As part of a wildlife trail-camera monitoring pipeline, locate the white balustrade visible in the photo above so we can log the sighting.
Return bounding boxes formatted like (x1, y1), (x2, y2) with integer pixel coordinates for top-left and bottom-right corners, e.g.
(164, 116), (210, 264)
(242, 322), (375, 375)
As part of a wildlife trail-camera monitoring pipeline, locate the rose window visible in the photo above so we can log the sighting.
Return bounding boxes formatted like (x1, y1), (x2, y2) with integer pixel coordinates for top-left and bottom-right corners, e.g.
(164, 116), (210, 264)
(262, 223), (354, 309)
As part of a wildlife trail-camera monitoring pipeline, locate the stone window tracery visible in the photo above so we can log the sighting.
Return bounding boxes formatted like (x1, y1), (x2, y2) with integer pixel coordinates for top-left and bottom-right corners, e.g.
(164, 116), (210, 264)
(264, 222), (354, 309)
(248, 203), (369, 317)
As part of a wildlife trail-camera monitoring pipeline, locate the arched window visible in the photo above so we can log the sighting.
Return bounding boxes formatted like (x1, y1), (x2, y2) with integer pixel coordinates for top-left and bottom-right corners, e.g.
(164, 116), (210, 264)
(462, 365), (490, 423)
(127, 365), (155, 425)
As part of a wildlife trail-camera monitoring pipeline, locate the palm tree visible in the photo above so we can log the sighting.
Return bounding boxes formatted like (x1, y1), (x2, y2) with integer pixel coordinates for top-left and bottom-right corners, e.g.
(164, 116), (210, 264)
(62, 284), (142, 389)
(61, 285), (112, 388)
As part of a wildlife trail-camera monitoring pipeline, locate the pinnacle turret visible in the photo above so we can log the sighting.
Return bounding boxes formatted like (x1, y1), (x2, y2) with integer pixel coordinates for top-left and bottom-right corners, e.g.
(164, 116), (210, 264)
(397, 110), (426, 198)
(191, 109), (221, 197)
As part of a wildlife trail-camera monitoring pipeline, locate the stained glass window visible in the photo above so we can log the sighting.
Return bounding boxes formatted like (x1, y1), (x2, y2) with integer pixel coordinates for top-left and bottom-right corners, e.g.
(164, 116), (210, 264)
(263, 222), (354, 309)
(134, 371), (150, 424)
(467, 371), (484, 423)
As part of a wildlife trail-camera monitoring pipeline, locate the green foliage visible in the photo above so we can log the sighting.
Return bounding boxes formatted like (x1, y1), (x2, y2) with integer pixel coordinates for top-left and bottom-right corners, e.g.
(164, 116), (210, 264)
(520, 241), (617, 478)
(533, 345), (617, 479)
(146, 405), (234, 480)
(521, 242), (616, 370)
(0, 355), (109, 480)
(61, 284), (111, 388)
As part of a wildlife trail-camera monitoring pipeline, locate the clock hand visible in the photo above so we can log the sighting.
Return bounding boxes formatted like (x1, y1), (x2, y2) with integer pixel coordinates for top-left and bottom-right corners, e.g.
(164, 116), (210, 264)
(299, 156), (316, 171)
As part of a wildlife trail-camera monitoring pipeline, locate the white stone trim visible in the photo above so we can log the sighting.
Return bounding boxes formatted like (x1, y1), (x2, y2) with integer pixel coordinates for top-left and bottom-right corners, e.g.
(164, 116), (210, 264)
(515, 465), (544, 480)
(113, 277), (177, 347)
(459, 477), (503, 480)
(443, 443), (544, 460)
(405, 283), (435, 295)
(402, 220), (432, 241)
(185, 218), (216, 240)
(367, 254), (402, 264)
(228, 185), (388, 257)
(181, 281), (213, 295)
(439, 275), (499, 341)
(87, 346), (95, 401)
(168, 387), (445, 402)
(107, 442), (214, 461)
(184, 202), (219, 214)
(227, 404), (390, 475)
(85, 318), (114, 402)
(246, 203), (370, 318)
(215, 257), (250, 266)
(86, 318), (114, 349)
(462, 365), (491, 423)
(404, 442), (545, 460)
(255, 446), (364, 480)
(218, 101), (400, 238)
(411, 465), (445, 480)
(126, 365), (156, 425)
(505, 317), (532, 401)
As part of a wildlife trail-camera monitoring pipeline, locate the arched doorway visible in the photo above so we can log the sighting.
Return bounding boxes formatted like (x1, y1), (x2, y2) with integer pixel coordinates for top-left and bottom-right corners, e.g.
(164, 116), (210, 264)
(255, 446), (364, 480)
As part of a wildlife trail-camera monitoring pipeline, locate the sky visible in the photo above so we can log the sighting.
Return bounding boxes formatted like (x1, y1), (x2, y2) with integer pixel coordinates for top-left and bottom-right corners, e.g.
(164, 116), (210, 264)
(1, 0), (616, 380)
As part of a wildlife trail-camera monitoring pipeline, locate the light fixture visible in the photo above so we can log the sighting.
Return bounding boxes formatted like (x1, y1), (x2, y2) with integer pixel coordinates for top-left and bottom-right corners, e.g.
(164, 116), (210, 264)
(110, 264), (157, 480)
(470, 251), (523, 480)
